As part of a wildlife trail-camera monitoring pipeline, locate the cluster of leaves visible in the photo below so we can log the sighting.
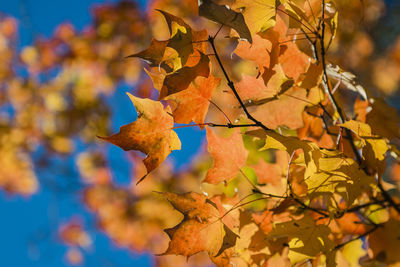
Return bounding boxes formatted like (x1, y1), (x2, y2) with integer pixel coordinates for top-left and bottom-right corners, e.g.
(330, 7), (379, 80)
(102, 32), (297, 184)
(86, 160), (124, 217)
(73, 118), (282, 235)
(98, 0), (400, 266)
(2, 0), (400, 266)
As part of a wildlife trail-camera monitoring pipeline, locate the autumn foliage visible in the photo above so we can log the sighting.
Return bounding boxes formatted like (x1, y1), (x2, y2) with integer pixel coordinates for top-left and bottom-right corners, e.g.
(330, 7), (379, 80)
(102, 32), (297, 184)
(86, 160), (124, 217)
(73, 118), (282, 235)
(2, 0), (400, 266)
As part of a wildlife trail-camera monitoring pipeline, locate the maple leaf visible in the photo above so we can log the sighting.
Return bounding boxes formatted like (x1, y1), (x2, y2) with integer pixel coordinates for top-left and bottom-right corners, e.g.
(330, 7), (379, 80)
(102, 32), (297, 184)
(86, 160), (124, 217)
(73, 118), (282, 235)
(304, 155), (374, 205)
(239, 15), (310, 81)
(211, 221), (275, 267)
(166, 74), (221, 126)
(246, 129), (373, 204)
(297, 107), (324, 140)
(130, 10), (208, 73)
(156, 9), (194, 66)
(156, 9), (190, 37)
(234, 34), (273, 73)
(144, 67), (167, 91)
(235, 64), (290, 104)
(283, 1), (311, 29)
(247, 128), (321, 169)
(250, 86), (312, 129)
(326, 64), (368, 100)
(126, 38), (170, 70)
(235, 13), (310, 82)
(160, 192), (238, 258)
(335, 212), (367, 235)
(232, 0), (276, 35)
(234, 62), (314, 130)
(252, 158), (282, 186)
(340, 120), (388, 175)
(159, 52), (210, 99)
(204, 128), (248, 184)
(278, 41), (310, 81)
(99, 93), (181, 184)
(199, 0), (252, 43)
(366, 98), (400, 140)
(369, 219), (400, 265)
(269, 14), (310, 81)
(267, 215), (335, 266)
(299, 63), (324, 90)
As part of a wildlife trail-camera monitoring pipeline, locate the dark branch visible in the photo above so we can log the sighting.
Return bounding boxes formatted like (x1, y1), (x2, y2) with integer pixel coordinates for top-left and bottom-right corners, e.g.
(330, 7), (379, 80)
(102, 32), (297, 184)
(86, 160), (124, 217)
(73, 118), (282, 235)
(208, 36), (271, 132)
(334, 224), (380, 250)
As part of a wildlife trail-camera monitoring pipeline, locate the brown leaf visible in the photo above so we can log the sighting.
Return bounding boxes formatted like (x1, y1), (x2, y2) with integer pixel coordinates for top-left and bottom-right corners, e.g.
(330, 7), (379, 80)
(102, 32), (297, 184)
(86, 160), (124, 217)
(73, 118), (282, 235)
(199, 0), (252, 43)
(159, 52), (210, 99)
(366, 98), (400, 140)
(99, 93), (181, 184)
(369, 219), (400, 265)
(161, 192), (238, 258)
(126, 38), (170, 70)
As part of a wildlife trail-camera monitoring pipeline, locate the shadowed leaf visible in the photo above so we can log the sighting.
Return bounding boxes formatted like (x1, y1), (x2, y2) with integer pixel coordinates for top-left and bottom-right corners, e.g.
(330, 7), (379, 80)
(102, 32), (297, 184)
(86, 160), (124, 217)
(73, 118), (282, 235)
(199, 0), (252, 43)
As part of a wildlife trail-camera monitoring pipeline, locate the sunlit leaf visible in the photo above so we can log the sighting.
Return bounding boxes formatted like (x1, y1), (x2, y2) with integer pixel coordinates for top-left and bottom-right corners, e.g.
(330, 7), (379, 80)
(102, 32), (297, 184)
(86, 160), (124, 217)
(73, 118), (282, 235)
(99, 93), (181, 184)
(205, 128), (248, 184)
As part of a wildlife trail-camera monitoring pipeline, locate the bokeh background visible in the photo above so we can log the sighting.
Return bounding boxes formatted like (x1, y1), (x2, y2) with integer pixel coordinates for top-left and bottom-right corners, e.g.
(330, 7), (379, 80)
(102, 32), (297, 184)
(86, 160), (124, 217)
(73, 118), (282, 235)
(1, 0), (400, 266)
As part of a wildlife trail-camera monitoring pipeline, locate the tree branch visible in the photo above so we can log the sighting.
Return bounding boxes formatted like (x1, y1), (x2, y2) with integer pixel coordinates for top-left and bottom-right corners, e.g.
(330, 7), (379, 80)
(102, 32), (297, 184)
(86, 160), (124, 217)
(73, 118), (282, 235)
(377, 181), (400, 214)
(318, 0), (363, 165)
(334, 224), (380, 250)
(208, 36), (271, 132)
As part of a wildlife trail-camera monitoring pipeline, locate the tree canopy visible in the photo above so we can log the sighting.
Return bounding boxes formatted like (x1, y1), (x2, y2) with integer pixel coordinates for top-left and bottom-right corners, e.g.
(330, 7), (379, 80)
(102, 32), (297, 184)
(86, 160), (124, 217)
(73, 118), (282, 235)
(1, 0), (400, 266)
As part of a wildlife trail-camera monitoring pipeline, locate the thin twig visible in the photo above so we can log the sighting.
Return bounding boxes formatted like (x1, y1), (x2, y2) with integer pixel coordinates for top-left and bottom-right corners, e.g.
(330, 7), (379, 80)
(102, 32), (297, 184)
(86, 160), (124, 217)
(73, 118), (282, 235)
(291, 195), (329, 217)
(377, 181), (400, 214)
(208, 123), (259, 128)
(209, 99), (232, 124)
(276, 7), (316, 34)
(279, 37), (317, 44)
(318, 0), (363, 165)
(305, 0), (318, 26)
(239, 169), (261, 192)
(213, 24), (224, 39)
(334, 224), (380, 250)
(208, 36), (271, 132)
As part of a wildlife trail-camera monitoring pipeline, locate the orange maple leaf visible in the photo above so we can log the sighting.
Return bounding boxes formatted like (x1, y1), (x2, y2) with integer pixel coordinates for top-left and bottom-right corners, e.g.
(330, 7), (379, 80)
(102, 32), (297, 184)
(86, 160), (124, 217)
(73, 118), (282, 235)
(99, 93), (181, 184)
(204, 128), (248, 184)
(166, 74), (221, 126)
(160, 192), (238, 258)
